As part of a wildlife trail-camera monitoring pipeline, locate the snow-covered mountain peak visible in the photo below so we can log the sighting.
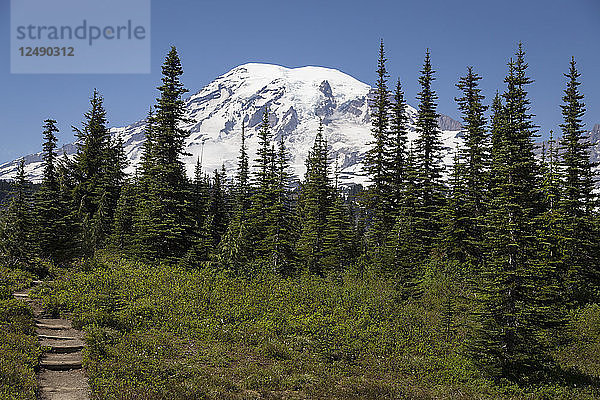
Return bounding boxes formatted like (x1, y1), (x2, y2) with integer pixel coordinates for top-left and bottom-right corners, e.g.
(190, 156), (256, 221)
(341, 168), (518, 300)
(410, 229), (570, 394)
(0, 62), (457, 185)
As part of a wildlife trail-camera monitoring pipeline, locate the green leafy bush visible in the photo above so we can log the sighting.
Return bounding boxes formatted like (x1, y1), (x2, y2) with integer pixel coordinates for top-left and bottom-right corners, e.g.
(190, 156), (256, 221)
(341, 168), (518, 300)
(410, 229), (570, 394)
(33, 255), (600, 399)
(0, 271), (41, 400)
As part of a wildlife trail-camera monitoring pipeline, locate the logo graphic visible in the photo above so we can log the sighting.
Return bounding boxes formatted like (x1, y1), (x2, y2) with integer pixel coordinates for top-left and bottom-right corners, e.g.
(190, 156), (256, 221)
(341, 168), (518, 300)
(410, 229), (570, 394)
(11, 0), (151, 74)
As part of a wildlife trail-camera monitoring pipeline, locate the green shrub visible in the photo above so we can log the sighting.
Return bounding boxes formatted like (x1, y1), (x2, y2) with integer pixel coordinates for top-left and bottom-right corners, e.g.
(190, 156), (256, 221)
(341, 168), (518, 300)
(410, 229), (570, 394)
(0, 277), (41, 400)
(33, 255), (600, 399)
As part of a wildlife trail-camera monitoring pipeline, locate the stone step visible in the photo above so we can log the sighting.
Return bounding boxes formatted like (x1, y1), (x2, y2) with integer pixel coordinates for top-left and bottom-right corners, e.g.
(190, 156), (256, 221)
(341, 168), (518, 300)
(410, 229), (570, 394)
(32, 280), (43, 285)
(41, 359), (83, 371)
(43, 342), (85, 354)
(37, 322), (72, 330)
(41, 353), (83, 371)
(39, 334), (79, 341)
(13, 293), (29, 298)
(36, 319), (72, 330)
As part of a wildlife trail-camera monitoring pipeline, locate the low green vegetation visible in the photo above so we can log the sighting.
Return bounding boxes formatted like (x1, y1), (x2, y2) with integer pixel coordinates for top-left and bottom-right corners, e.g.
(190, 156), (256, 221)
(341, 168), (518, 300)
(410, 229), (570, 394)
(33, 255), (600, 399)
(0, 267), (41, 400)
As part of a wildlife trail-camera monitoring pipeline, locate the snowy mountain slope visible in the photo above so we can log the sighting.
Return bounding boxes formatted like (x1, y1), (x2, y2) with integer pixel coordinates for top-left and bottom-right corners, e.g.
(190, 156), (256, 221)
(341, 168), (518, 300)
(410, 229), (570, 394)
(0, 63), (464, 185)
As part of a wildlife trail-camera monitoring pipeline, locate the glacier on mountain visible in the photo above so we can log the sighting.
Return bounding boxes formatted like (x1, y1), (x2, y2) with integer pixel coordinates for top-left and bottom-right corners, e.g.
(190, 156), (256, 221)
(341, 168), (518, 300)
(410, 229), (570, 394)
(0, 63), (464, 184)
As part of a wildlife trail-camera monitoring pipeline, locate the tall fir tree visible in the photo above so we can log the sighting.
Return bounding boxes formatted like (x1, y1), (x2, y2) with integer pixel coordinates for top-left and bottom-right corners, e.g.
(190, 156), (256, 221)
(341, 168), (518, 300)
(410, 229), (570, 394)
(0, 159), (34, 267)
(364, 40), (392, 251)
(322, 157), (357, 274)
(136, 46), (193, 261)
(536, 133), (563, 300)
(297, 121), (332, 275)
(206, 166), (229, 247)
(236, 122), (251, 212)
(182, 157), (212, 267)
(386, 143), (421, 289)
(441, 150), (470, 264)
(219, 123), (252, 272)
(454, 67), (489, 265)
(388, 78), (409, 214)
(413, 49), (446, 258)
(71, 89), (114, 252)
(267, 137), (295, 275)
(473, 44), (557, 382)
(35, 120), (74, 263)
(248, 108), (279, 267)
(558, 57), (598, 304)
(95, 134), (127, 247)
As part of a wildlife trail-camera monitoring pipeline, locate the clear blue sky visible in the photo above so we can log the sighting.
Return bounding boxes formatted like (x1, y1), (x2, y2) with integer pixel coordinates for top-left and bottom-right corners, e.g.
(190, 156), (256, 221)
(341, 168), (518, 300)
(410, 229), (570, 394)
(1, 0), (599, 163)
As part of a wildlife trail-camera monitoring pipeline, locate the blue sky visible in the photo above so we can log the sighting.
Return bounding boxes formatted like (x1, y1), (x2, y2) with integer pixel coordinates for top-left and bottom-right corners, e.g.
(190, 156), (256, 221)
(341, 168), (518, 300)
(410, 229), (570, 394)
(1, 0), (599, 163)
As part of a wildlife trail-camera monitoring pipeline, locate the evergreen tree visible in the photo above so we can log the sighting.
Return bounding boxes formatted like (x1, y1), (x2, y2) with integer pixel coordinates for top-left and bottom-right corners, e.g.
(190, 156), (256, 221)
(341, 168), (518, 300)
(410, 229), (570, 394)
(71, 89), (114, 252)
(206, 166), (229, 247)
(322, 157), (357, 274)
(558, 57), (598, 304)
(536, 133), (563, 301)
(219, 123), (251, 272)
(364, 40), (392, 251)
(248, 109), (278, 266)
(441, 150), (470, 264)
(297, 121), (332, 275)
(236, 122), (251, 211)
(473, 44), (556, 382)
(0, 159), (34, 267)
(266, 138), (295, 275)
(136, 47), (193, 261)
(488, 92), (505, 198)
(138, 108), (156, 188)
(454, 67), (489, 265)
(388, 79), (409, 214)
(183, 158), (212, 267)
(133, 110), (157, 257)
(413, 49), (445, 257)
(111, 178), (137, 252)
(35, 120), (74, 263)
(387, 144), (421, 287)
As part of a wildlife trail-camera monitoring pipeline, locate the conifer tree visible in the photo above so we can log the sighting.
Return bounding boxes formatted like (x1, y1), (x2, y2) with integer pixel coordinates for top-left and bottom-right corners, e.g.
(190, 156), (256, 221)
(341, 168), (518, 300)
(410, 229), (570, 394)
(0, 159), (34, 267)
(206, 166), (229, 247)
(489, 93), (504, 165)
(236, 122), (251, 211)
(413, 49), (445, 257)
(297, 121), (332, 275)
(133, 110), (157, 257)
(250, 110), (275, 218)
(35, 120), (73, 263)
(454, 67), (489, 264)
(137, 47), (193, 261)
(364, 40), (391, 251)
(558, 57), (598, 304)
(91, 136), (127, 251)
(71, 89), (114, 252)
(219, 123), (251, 272)
(388, 79), (409, 214)
(138, 108), (156, 189)
(387, 144), (420, 286)
(111, 178), (137, 252)
(183, 158), (212, 267)
(473, 44), (557, 382)
(536, 133), (563, 298)
(248, 109), (279, 267)
(266, 137), (295, 275)
(441, 150), (470, 264)
(322, 157), (356, 274)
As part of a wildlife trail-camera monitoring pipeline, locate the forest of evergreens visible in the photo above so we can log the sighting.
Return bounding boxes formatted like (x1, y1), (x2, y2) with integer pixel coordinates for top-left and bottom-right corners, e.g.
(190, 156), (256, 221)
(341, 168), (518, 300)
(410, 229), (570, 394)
(1, 42), (599, 398)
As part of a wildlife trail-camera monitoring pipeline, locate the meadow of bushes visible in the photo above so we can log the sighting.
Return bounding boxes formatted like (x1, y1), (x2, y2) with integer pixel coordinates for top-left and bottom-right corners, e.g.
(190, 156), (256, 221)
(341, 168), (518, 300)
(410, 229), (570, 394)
(24, 254), (600, 399)
(0, 266), (40, 400)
